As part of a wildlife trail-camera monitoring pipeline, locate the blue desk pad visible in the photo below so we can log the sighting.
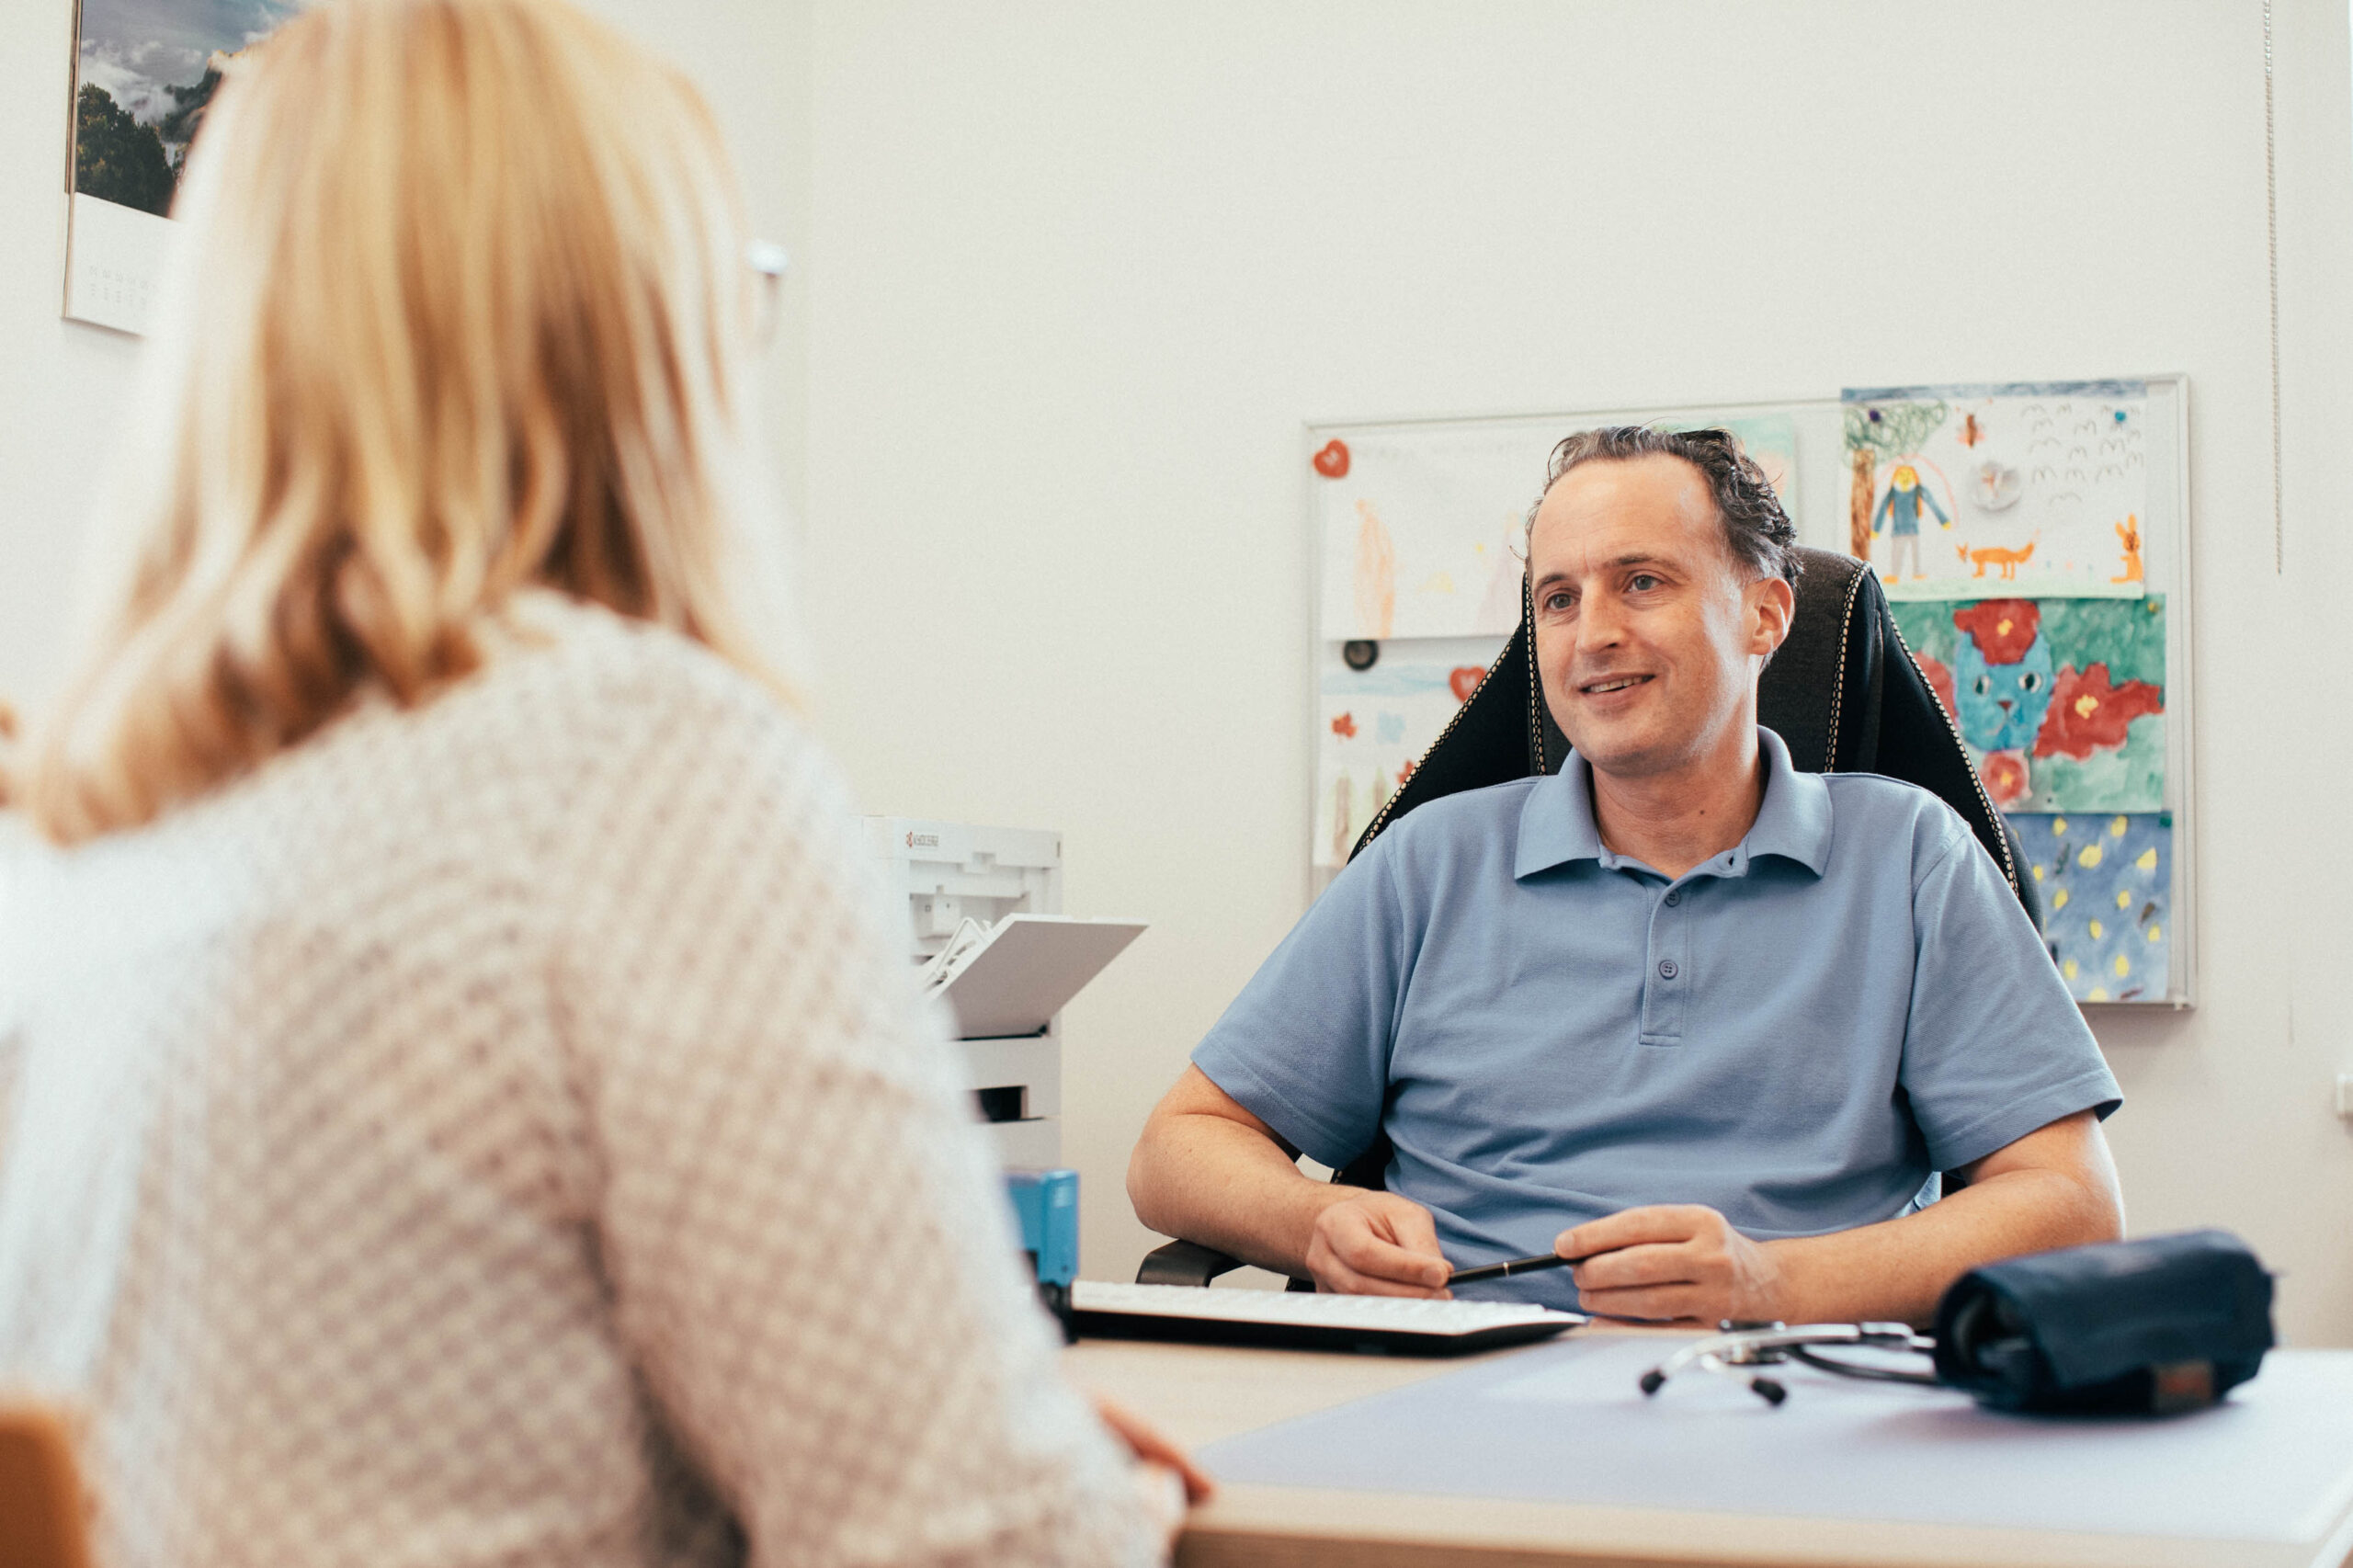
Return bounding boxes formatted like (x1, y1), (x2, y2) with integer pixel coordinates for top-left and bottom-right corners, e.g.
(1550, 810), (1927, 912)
(1199, 1335), (2353, 1543)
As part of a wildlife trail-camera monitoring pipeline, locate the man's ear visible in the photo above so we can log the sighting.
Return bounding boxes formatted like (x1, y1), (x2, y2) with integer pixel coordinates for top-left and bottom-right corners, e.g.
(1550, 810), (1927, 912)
(1748, 574), (1795, 659)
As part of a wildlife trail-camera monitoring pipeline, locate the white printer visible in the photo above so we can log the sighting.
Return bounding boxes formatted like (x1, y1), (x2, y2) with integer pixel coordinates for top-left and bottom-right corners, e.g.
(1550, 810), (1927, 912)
(862, 819), (1143, 1166)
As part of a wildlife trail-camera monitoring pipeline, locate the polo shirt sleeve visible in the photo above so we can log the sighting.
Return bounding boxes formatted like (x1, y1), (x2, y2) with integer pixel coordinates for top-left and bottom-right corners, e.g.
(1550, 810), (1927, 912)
(1190, 842), (1409, 1169)
(1901, 815), (2123, 1173)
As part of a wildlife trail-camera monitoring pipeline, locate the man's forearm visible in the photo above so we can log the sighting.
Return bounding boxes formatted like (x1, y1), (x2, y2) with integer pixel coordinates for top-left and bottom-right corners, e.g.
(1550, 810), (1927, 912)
(1767, 1164), (2123, 1325)
(1127, 1112), (1351, 1278)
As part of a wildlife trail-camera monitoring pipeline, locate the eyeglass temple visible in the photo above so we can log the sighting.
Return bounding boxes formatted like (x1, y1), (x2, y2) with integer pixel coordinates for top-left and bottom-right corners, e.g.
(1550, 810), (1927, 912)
(1641, 1322), (1927, 1395)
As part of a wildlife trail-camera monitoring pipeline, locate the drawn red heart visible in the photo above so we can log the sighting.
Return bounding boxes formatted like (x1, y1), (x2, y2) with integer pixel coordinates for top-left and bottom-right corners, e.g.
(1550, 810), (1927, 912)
(1312, 439), (1350, 479)
(1449, 666), (1483, 702)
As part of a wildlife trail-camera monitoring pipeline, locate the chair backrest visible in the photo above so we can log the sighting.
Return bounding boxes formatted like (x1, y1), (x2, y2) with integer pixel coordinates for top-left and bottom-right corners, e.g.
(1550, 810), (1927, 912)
(1352, 546), (2032, 924)
(0, 1408), (91, 1568)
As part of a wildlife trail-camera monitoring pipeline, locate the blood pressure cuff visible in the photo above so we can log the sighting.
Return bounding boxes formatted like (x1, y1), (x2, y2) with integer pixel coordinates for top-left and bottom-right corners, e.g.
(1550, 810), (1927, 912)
(1932, 1230), (2274, 1415)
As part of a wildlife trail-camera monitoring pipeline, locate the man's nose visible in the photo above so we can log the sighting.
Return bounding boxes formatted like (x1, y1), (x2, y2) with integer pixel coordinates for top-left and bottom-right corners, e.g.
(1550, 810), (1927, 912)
(1576, 592), (1627, 651)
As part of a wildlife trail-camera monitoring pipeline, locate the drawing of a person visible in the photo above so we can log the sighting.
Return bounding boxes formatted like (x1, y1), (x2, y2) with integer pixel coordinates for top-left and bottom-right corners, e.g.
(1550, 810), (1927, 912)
(1871, 463), (1950, 583)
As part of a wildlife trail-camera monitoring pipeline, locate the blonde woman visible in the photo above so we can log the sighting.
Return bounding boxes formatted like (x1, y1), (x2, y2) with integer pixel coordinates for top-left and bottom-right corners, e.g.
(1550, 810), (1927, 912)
(0, 1), (1191, 1562)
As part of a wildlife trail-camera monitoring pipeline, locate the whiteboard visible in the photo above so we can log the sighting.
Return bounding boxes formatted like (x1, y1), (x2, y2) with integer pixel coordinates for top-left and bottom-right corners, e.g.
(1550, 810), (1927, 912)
(1302, 376), (2194, 1007)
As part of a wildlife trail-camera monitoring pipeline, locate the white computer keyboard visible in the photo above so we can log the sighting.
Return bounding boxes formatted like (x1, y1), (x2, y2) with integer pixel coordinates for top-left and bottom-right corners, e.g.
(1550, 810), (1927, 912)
(1071, 1281), (1585, 1354)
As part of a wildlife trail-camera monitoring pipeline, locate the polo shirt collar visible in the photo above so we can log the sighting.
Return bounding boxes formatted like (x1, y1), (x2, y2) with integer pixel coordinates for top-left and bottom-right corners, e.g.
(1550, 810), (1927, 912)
(1513, 726), (1833, 881)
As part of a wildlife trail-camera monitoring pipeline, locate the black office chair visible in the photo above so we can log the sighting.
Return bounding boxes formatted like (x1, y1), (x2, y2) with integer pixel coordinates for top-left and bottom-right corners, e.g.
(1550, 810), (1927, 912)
(1136, 545), (2032, 1289)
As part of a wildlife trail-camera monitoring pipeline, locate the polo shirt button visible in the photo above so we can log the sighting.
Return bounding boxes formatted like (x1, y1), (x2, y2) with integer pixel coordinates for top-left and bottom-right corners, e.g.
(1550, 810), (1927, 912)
(1658, 960), (1678, 980)
(1664, 891), (1680, 906)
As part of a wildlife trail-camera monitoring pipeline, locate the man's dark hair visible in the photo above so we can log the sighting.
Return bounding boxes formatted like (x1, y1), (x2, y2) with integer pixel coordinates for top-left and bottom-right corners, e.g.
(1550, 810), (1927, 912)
(1529, 426), (1802, 587)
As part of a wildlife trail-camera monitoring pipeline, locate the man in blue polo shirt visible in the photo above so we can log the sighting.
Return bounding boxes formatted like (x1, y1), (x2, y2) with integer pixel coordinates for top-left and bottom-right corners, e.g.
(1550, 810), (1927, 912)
(1128, 426), (2124, 1324)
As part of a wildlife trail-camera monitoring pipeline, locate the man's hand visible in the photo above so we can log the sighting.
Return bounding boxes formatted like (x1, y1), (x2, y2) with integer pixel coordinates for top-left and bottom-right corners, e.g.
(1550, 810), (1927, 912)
(1556, 1204), (1783, 1324)
(1305, 1190), (1452, 1297)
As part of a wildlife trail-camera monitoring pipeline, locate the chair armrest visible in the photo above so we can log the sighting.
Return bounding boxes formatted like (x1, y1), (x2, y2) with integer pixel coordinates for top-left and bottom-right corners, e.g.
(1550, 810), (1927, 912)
(1135, 1238), (1247, 1287)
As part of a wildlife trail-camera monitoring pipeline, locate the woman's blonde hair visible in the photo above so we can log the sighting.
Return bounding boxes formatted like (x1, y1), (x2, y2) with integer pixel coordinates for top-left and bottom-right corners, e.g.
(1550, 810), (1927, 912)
(16, 0), (785, 843)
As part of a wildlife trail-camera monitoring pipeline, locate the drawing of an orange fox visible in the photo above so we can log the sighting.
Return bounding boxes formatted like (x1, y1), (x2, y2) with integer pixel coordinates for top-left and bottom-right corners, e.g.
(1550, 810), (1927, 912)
(1956, 540), (2036, 580)
(2112, 516), (2143, 585)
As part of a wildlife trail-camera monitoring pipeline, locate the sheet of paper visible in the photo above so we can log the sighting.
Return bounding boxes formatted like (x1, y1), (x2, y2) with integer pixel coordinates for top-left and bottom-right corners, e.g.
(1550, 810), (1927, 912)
(1313, 414), (1800, 642)
(1201, 1335), (2353, 1545)
(1843, 381), (2149, 601)
(63, 192), (171, 335)
(1893, 594), (2165, 812)
(1314, 425), (1537, 642)
(1313, 640), (1505, 869)
(2010, 812), (2171, 1004)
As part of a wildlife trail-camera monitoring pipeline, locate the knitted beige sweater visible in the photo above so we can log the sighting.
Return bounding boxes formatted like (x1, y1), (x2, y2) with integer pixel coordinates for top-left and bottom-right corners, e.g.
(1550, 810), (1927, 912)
(0, 596), (1157, 1567)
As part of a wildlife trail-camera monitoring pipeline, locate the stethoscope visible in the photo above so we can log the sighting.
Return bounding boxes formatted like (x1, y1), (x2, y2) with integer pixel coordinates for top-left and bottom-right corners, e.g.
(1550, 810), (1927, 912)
(1641, 1322), (1939, 1405)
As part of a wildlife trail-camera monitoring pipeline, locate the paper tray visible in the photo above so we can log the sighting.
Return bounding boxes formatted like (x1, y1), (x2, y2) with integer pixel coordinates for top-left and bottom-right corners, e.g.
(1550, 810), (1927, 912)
(935, 915), (1145, 1039)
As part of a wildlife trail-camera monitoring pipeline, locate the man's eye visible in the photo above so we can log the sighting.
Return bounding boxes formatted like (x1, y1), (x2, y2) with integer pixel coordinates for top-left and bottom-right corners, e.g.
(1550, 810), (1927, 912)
(1543, 592), (1574, 612)
(1629, 574), (1661, 591)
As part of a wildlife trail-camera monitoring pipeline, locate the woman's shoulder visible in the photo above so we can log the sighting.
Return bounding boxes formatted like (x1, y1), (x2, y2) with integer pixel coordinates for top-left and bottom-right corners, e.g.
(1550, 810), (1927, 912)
(479, 593), (848, 830)
(488, 598), (895, 1018)
(473, 593), (812, 763)
(495, 590), (789, 710)
(213, 592), (832, 868)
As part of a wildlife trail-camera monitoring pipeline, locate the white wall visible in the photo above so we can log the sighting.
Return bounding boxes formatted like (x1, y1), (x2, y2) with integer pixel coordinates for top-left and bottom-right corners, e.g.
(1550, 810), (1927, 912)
(0, 0), (813, 711)
(802, 0), (2353, 1344)
(0, 0), (143, 710)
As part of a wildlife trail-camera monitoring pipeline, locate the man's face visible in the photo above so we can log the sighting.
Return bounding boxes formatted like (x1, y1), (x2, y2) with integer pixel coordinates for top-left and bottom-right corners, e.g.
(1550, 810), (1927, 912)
(1528, 455), (1790, 780)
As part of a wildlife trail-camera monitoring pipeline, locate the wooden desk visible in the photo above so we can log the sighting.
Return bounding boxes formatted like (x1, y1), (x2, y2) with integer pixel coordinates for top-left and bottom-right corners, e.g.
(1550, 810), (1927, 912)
(1065, 1330), (2353, 1568)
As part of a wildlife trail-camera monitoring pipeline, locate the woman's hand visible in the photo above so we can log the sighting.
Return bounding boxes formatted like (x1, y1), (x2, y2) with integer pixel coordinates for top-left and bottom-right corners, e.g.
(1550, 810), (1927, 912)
(1093, 1392), (1214, 1517)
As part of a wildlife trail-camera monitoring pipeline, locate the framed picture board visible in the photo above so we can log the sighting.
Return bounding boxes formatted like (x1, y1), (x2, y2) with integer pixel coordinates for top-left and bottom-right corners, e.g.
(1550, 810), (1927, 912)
(1303, 376), (2194, 1007)
(63, 0), (301, 334)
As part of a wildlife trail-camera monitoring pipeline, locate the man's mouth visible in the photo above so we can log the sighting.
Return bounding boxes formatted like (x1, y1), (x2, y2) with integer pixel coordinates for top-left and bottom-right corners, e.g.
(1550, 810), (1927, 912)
(1578, 674), (1654, 697)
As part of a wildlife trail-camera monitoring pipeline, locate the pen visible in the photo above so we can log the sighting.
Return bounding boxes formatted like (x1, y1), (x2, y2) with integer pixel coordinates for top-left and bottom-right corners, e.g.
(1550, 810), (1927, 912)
(1447, 1250), (1588, 1286)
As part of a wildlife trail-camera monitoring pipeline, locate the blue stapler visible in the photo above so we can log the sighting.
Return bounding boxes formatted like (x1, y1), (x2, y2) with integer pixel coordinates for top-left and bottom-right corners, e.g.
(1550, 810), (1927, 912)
(1004, 1167), (1079, 1342)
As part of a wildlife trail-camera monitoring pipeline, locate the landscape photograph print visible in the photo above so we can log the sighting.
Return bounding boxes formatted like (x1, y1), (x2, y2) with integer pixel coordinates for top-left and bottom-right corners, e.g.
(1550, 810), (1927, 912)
(72, 0), (300, 219)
